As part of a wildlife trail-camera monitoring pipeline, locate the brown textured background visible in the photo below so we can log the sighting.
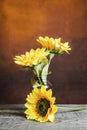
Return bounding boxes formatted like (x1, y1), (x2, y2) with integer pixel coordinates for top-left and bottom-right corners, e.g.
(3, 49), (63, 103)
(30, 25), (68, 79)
(0, 0), (87, 104)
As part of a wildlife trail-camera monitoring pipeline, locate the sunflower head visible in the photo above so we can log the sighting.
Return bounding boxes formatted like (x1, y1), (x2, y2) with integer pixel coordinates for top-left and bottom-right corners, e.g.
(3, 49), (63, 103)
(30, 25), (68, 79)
(24, 86), (58, 122)
(37, 36), (71, 54)
(14, 48), (49, 67)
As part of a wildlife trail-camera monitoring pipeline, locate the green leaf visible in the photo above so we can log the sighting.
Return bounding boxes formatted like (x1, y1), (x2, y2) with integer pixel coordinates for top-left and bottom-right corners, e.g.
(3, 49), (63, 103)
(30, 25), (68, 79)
(50, 49), (63, 55)
(34, 61), (46, 84)
(24, 66), (32, 70)
(41, 54), (55, 85)
(31, 78), (41, 88)
(41, 63), (49, 85)
(34, 62), (44, 76)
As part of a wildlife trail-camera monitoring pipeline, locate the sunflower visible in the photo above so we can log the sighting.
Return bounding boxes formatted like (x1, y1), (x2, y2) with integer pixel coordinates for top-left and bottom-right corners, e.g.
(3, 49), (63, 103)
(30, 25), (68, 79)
(24, 86), (58, 122)
(14, 48), (49, 67)
(37, 36), (71, 54)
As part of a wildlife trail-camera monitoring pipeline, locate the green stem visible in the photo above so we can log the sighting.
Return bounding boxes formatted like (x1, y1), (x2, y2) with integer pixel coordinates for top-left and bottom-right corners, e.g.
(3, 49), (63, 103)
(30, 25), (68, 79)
(70, 107), (86, 111)
(58, 107), (86, 112)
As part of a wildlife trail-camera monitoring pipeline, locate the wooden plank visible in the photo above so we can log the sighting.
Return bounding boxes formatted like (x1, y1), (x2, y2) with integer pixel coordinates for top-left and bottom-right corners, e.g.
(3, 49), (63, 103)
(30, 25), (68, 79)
(0, 105), (87, 130)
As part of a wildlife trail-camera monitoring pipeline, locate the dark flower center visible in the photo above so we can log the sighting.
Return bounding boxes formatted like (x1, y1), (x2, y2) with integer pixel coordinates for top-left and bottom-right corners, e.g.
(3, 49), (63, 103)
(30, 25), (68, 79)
(36, 98), (50, 116)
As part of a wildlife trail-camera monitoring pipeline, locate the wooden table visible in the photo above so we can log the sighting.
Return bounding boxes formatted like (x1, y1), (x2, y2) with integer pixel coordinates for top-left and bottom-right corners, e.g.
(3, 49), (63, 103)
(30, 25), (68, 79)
(0, 104), (87, 130)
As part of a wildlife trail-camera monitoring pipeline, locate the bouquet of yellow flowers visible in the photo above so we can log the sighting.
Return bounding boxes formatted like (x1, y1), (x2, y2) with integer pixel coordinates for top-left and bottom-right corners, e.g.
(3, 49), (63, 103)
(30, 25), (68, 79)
(14, 36), (71, 122)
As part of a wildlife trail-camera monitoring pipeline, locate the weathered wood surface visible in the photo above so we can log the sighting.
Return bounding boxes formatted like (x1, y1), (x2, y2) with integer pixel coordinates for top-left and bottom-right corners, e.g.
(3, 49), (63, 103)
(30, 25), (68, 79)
(0, 104), (87, 130)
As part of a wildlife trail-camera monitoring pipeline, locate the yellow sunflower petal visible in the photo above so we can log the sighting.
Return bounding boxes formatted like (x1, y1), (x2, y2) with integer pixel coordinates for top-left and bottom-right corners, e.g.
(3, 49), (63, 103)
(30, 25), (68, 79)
(14, 48), (49, 67)
(47, 89), (52, 97)
(48, 114), (55, 122)
(37, 36), (71, 54)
